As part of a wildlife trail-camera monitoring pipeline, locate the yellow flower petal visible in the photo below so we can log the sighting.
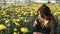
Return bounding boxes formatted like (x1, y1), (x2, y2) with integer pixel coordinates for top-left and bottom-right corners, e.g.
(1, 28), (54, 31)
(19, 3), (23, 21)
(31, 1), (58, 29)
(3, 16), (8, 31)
(14, 32), (17, 34)
(0, 24), (7, 31)
(15, 23), (20, 26)
(21, 27), (29, 33)
(14, 28), (17, 31)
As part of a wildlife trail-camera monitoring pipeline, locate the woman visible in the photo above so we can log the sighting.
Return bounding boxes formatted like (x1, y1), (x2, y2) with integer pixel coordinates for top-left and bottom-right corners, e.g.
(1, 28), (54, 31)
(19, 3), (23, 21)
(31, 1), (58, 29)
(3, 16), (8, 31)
(33, 4), (57, 34)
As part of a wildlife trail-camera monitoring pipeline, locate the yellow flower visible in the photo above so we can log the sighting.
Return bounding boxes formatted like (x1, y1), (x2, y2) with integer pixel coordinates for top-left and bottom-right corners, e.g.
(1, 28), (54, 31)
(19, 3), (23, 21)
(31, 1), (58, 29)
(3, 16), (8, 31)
(13, 19), (17, 23)
(6, 15), (10, 17)
(15, 23), (20, 26)
(5, 20), (9, 23)
(21, 27), (29, 33)
(30, 11), (33, 15)
(30, 14), (33, 17)
(58, 16), (60, 20)
(21, 17), (23, 19)
(13, 19), (20, 23)
(54, 12), (58, 15)
(14, 32), (17, 34)
(0, 24), (7, 31)
(1, 11), (6, 16)
(18, 15), (21, 17)
(14, 28), (17, 31)
(23, 12), (28, 16)
(35, 13), (37, 15)
(58, 12), (60, 15)
(54, 12), (60, 15)
(15, 8), (18, 12)
(22, 11), (24, 14)
(16, 19), (20, 22)
(12, 19), (20, 26)
(24, 19), (27, 22)
(7, 24), (10, 27)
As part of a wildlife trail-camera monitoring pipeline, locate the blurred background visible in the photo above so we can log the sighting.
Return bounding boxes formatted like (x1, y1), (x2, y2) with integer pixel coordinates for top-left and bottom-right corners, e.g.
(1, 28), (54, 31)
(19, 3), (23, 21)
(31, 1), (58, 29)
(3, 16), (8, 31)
(0, 0), (60, 7)
(0, 0), (60, 34)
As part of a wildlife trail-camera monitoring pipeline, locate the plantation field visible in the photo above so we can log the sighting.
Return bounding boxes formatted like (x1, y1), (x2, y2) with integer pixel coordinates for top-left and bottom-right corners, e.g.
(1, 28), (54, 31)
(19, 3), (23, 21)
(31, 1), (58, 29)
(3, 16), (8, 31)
(0, 3), (60, 34)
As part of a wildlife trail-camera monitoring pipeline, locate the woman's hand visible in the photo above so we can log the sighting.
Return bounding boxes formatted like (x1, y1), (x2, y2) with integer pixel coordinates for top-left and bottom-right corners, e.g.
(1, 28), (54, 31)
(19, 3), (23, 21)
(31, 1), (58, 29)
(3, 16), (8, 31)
(33, 20), (37, 27)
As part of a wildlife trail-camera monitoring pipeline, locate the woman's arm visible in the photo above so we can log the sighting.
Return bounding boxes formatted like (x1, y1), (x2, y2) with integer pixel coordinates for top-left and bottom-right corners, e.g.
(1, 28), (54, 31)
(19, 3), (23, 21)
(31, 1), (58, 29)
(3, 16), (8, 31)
(50, 19), (57, 34)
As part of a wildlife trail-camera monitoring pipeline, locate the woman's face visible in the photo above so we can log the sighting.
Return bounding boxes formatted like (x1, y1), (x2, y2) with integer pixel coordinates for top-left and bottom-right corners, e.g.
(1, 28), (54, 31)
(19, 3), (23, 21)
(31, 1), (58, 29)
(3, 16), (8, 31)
(38, 11), (46, 18)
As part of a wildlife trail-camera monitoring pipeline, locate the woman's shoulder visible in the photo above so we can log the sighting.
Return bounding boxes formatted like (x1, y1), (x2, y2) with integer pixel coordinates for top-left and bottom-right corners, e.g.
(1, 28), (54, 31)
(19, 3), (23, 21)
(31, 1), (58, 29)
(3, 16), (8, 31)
(49, 16), (58, 25)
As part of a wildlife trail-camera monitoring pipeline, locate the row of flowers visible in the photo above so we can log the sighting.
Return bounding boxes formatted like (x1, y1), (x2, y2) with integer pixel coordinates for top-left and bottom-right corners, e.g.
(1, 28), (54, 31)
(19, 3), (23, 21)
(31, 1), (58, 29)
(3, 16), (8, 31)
(0, 24), (29, 34)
